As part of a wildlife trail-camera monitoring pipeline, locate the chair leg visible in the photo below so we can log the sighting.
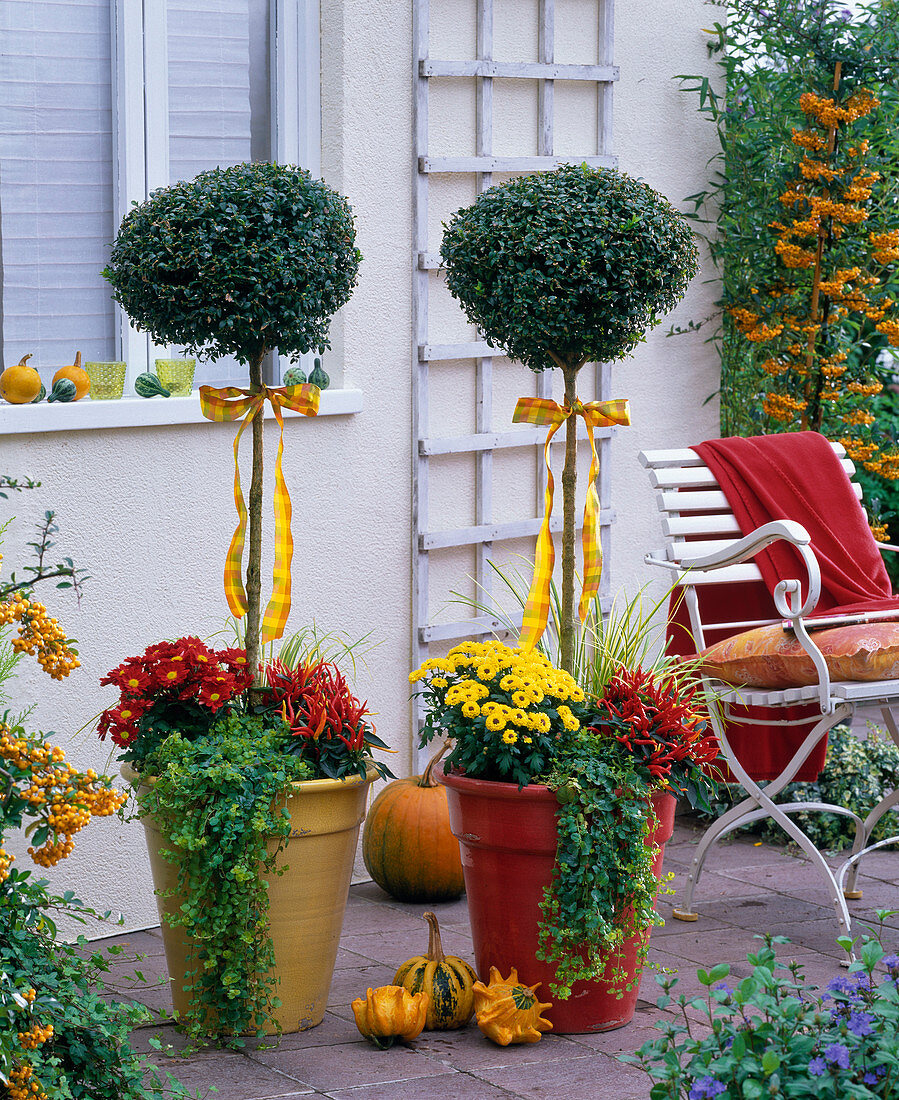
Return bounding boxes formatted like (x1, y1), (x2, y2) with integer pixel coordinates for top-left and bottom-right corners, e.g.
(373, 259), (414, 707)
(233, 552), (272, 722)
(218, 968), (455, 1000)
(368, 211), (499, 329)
(675, 695), (853, 934)
(843, 706), (899, 895)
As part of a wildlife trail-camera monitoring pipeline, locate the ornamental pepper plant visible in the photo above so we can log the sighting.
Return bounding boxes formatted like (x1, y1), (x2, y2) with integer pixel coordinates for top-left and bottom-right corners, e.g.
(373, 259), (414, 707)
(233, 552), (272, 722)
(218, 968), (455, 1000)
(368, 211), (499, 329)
(263, 658), (392, 781)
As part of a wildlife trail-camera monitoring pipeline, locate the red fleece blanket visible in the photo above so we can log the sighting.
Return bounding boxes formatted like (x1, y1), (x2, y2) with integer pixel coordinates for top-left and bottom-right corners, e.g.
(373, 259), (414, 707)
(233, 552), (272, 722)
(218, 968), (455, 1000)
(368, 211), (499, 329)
(666, 431), (899, 781)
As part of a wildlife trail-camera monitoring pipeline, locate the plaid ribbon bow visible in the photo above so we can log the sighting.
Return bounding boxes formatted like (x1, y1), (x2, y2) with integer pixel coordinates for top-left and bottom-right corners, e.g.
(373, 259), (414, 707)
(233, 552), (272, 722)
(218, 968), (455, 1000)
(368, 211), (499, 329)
(199, 383), (320, 643)
(512, 396), (631, 650)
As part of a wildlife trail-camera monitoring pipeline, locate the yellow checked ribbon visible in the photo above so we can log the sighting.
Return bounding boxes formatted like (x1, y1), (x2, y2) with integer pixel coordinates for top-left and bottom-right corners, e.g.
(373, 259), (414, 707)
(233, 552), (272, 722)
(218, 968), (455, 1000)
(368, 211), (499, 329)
(199, 383), (320, 644)
(512, 396), (631, 651)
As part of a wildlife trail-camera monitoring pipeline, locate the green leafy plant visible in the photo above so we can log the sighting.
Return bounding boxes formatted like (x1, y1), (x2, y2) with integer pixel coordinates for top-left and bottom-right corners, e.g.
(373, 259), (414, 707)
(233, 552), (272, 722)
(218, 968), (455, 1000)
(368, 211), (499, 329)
(441, 164), (698, 672)
(0, 701), (194, 1098)
(103, 162), (362, 680)
(623, 927), (899, 1099)
(138, 713), (313, 1043)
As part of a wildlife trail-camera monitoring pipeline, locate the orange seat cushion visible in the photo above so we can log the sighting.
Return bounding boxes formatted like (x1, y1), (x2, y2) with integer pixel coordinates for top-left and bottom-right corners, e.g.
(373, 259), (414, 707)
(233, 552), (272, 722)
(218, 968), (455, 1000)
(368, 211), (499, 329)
(700, 621), (899, 688)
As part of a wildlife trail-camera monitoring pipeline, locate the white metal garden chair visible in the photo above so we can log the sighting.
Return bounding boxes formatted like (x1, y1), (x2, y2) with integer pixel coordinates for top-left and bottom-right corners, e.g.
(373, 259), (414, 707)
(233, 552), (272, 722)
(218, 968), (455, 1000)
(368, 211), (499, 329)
(640, 440), (899, 939)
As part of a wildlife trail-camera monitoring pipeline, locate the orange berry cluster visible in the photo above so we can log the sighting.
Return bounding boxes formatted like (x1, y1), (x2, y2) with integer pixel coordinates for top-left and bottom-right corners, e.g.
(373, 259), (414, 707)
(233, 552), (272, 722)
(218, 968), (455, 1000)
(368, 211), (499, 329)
(0, 723), (126, 877)
(17, 1022), (54, 1050)
(0, 593), (79, 680)
(6, 1061), (48, 1100)
(5, 991), (49, 1100)
(727, 75), (898, 472)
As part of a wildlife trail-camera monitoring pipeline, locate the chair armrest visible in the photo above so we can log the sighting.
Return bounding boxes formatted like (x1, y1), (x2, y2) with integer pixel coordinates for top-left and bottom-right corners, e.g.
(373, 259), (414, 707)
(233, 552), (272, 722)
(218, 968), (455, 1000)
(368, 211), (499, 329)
(677, 519), (813, 571)
(646, 519), (834, 713)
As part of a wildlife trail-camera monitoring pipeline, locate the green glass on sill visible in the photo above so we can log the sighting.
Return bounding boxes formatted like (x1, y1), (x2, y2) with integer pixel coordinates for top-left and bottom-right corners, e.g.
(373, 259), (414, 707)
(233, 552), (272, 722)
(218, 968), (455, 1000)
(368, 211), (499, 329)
(84, 361), (127, 400)
(155, 358), (196, 396)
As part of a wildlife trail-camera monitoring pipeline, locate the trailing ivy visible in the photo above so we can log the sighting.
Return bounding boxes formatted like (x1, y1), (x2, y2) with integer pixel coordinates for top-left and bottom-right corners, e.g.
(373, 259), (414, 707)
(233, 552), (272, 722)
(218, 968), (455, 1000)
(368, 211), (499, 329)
(139, 713), (313, 1043)
(537, 730), (665, 1001)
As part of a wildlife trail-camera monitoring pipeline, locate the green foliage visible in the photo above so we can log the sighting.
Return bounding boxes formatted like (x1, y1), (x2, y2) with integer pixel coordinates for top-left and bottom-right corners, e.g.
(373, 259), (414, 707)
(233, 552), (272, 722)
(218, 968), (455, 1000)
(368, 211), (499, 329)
(103, 162), (362, 366)
(675, 0), (899, 437)
(538, 730), (666, 1001)
(0, 510), (88, 603)
(440, 164), (699, 372)
(623, 930), (899, 1099)
(0, 873), (198, 1099)
(1, 726), (195, 1098)
(138, 712), (314, 1043)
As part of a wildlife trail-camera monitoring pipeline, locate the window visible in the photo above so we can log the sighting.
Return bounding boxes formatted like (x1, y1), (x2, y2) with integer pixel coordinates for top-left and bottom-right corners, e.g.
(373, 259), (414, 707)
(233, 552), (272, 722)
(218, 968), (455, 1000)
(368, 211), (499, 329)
(0, 0), (321, 395)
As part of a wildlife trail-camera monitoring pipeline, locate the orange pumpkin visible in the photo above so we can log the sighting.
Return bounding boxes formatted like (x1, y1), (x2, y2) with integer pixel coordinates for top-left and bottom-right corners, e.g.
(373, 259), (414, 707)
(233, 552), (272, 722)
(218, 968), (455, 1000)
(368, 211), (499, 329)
(362, 746), (464, 902)
(52, 352), (90, 401)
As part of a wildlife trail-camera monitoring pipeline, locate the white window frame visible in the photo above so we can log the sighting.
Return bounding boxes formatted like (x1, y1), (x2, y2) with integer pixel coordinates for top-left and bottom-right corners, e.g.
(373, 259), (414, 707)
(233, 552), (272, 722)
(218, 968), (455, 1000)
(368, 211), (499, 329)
(112, 0), (324, 383)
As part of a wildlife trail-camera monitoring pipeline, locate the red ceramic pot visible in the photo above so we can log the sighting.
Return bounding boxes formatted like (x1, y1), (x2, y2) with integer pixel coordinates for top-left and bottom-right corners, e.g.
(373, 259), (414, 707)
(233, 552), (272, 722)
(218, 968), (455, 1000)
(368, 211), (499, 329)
(438, 769), (675, 1033)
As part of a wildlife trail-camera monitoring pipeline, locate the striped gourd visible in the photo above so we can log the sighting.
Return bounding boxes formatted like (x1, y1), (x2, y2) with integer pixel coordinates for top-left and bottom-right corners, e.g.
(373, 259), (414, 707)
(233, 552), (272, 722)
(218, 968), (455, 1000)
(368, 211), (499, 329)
(392, 911), (477, 1030)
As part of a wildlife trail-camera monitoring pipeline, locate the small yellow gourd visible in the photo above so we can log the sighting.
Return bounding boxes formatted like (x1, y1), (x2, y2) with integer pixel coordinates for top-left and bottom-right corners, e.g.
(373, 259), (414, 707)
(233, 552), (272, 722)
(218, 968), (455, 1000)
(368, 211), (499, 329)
(351, 985), (430, 1049)
(392, 911), (477, 1030)
(473, 966), (553, 1046)
(52, 352), (90, 401)
(0, 355), (42, 404)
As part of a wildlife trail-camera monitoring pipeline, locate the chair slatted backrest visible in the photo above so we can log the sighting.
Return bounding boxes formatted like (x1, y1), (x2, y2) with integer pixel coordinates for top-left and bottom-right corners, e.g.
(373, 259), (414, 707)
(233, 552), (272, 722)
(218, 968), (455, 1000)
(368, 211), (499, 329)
(639, 442), (862, 636)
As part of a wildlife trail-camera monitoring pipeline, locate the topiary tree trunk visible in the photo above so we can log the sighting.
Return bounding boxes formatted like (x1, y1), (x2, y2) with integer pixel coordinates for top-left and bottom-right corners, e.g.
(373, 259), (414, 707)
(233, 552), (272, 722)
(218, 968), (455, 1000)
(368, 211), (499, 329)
(246, 349), (267, 685)
(560, 360), (581, 675)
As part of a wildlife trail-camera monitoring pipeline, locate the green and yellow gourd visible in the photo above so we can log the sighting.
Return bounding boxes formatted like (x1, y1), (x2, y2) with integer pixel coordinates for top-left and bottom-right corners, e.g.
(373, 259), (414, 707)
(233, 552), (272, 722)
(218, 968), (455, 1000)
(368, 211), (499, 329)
(47, 378), (78, 403)
(392, 912), (477, 1030)
(134, 372), (171, 398)
(282, 366), (307, 387)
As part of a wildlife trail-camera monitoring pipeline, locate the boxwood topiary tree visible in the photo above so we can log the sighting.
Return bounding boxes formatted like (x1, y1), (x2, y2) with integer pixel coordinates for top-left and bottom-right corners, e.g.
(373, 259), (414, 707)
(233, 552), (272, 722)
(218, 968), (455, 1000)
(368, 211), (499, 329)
(104, 162), (361, 681)
(441, 164), (698, 672)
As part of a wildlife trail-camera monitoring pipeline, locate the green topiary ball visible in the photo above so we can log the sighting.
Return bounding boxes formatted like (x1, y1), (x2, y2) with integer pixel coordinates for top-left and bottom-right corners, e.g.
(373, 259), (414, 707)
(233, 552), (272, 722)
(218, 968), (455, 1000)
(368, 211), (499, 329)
(103, 162), (362, 367)
(440, 164), (699, 373)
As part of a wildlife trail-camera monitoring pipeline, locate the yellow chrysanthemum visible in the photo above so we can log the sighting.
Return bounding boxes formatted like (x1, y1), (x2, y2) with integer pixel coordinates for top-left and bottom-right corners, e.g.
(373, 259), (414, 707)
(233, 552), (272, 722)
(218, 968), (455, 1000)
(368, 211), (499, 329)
(485, 714), (506, 732)
(461, 701), (480, 718)
(502, 730), (518, 745)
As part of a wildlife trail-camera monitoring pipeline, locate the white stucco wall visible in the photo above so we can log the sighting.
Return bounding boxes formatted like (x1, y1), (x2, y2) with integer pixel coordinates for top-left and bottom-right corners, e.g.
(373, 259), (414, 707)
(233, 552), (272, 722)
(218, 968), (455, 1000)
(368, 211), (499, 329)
(0, 0), (720, 933)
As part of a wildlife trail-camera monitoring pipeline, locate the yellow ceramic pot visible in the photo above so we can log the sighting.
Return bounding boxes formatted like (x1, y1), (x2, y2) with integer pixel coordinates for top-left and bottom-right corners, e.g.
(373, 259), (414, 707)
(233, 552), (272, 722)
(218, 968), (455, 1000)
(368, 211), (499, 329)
(122, 762), (376, 1033)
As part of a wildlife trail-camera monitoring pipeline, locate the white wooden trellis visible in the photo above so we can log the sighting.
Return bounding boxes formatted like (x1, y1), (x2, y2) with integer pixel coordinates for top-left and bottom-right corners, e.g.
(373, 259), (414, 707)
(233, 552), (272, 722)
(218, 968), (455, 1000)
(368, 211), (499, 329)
(412, 0), (619, 762)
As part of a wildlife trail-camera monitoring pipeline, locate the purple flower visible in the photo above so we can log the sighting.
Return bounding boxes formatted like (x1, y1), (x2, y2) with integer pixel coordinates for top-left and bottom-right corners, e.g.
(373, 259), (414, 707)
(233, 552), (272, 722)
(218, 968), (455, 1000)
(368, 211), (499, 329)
(864, 1071), (882, 1085)
(713, 981), (733, 998)
(884, 954), (899, 976)
(847, 1011), (875, 1037)
(824, 1043), (851, 1069)
(809, 1057), (827, 1077)
(689, 1077), (727, 1100)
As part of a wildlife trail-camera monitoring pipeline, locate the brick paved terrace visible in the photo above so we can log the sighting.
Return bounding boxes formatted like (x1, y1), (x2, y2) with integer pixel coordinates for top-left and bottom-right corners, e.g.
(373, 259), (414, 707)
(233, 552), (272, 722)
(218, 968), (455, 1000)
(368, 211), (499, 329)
(94, 815), (898, 1100)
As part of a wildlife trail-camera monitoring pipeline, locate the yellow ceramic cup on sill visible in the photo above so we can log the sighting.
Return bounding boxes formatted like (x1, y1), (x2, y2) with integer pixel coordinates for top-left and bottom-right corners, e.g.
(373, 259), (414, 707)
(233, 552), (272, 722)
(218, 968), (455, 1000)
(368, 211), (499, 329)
(155, 358), (196, 396)
(84, 361), (127, 400)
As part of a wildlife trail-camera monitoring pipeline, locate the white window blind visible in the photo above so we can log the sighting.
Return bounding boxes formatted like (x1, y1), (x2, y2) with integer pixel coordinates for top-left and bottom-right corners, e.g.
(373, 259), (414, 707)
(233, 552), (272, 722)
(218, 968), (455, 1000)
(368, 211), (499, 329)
(0, 0), (115, 369)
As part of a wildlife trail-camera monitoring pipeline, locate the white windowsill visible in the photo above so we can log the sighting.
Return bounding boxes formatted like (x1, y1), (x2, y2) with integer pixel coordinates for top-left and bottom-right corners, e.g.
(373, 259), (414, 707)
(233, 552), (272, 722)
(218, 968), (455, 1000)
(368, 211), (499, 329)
(0, 388), (364, 436)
